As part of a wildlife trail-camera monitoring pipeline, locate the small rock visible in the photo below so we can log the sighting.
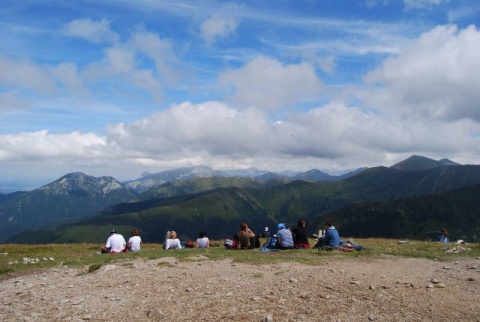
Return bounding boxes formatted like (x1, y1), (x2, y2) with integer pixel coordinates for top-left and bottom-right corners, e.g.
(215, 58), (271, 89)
(102, 265), (117, 271)
(289, 277), (298, 283)
(430, 279), (441, 284)
(467, 277), (475, 281)
(369, 285), (375, 290)
(251, 296), (261, 302)
(434, 283), (446, 288)
(443, 266), (451, 269)
(264, 313), (273, 322)
(82, 315), (92, 320)
(426, 284), (434, 288)
(186, 288), (193, 292)
(350, 281), (360, 285)
(146, 309), (164, 319)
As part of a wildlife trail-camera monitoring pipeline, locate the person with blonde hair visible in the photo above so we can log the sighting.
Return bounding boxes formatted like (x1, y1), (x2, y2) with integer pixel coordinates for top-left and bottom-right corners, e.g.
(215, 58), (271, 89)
(164, 230), (182, 249)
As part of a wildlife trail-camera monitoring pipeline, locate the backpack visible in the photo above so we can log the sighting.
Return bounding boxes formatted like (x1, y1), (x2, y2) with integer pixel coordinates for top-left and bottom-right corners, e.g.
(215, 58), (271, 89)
(263, 235), (278, 249)
(224, 237), (238, 249)
(185, 241), (195, 248)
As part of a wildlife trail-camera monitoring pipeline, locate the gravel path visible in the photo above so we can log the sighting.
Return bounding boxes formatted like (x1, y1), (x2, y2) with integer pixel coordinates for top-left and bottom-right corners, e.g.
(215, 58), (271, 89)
(1, 254), (479, 321)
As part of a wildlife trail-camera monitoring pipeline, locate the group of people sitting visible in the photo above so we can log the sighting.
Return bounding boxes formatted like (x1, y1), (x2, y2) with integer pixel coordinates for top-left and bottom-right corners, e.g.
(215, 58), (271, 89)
(164, 230), (210, 249)
(100, 229), (142, 254)
(100, 218), (345, 253)
(262, 219), (341, 250)
(235, 220), (314, 250)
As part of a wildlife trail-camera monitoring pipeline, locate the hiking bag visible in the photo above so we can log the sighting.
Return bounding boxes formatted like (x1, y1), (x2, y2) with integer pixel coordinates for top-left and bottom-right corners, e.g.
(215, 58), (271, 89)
(224, 237), (238, 249)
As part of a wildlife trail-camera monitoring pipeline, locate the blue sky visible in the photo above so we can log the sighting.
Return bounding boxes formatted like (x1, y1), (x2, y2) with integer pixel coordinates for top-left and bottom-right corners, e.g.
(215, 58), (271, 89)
(1, 0), (480, 185)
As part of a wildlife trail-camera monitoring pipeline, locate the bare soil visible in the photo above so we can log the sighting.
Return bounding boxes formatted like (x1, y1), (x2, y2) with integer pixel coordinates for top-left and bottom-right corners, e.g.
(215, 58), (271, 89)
(1, 254), (479, 321)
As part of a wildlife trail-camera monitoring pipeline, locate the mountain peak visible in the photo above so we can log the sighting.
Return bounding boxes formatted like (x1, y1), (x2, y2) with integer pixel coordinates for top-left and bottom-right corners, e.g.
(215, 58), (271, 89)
(390, 155), (459, 171)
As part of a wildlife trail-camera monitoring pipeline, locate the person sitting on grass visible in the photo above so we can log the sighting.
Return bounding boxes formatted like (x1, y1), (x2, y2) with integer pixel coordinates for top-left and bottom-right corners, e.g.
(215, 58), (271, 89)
(315, 219), (340, 250)
(237, 223), (256, 249)
(101, 229), (126, 254)
(164, 230), (182, 249)
(438, 228), (449, 243)
(276, 223), (294, 249)
(127, 228), (142, 252)
(293, 220), (310, 249)
(196, 231), (210, 248)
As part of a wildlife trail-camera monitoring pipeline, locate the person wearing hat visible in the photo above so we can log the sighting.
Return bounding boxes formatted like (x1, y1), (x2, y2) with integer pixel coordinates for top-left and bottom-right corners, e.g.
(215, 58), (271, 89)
(101, 229), (126, 253)
(275, 223), (294, 249)
(262, 226), (271, 238)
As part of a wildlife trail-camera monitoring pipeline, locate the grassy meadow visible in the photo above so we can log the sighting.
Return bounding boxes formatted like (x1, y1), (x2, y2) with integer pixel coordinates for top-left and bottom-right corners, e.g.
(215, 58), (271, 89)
(1, 238), (479, 276)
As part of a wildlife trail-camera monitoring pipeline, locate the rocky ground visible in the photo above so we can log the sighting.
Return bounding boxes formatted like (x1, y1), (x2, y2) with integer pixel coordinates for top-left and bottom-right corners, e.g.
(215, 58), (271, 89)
(1, 254), (479, 322)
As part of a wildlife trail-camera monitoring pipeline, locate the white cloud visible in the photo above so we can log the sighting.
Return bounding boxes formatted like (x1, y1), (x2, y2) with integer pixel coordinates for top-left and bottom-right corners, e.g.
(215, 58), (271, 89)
(218, 56), (323, 111)
(2, 99), (480, 180)
(200, 14), (239, 46)
(0, 130), (111, 161)
(0, 55), (55, 94)
(0, 90), (29, 110)
(63, 18), (119, 44)
(364, 25), (480, 122)
(129, 30), (179, 83)
(404, 0), (443, 10)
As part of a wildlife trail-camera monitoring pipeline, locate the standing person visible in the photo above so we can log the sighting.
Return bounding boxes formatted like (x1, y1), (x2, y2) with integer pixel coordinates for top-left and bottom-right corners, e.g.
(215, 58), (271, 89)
(101, 229), (126, 253)
(164, 231), (182, 249)
(276, 223), (294, 249)
(196, 231), (210, 248)
(237, 223), (256, 249)
(293, 220), (310, 249)
(316, 219), (340, 249)
(438, 228), (449, 243)
(127, 228), (142, 252)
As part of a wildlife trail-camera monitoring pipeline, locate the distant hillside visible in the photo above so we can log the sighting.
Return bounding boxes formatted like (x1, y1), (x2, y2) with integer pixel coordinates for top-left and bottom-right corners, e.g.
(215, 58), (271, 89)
(125, 165), (225, 192)
(10, 161), (480, 244)
(339, 165), (480, 201)
(390, 155), (460, 171)
(310, 183), (480, 242)
(0, 172), (136, 243)
(5, 155), (478, 244)
(6, 181), (344, 243)
(125, 165), (365, 192)
(138, 176), (264, 200)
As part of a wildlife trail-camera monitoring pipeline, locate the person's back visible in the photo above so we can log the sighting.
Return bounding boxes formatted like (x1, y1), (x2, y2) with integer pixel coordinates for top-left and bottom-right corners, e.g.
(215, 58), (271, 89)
(276, 223), (294, 249)
(323, 226), (340, 247)
(196, 231), (209, 248)
(438, 229), (449, 243)
(128, 229), (142, 252)
(165, 231), (182, 249)
(237, 223), (255, 249)
(293, 220), (310, 248)
(107, 233), (126, 253)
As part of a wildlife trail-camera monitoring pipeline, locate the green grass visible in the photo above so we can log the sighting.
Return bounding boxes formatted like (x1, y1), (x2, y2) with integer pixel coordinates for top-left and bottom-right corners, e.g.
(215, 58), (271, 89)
(1, 238), (478, 276)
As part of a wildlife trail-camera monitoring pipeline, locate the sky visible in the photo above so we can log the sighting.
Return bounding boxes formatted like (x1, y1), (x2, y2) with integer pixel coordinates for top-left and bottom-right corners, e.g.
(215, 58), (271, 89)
(1, 0), (480, 186)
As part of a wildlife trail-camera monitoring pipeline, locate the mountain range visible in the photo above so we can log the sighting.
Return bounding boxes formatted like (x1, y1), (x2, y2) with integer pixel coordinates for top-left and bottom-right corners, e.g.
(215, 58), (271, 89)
(2, 155), (479, 244)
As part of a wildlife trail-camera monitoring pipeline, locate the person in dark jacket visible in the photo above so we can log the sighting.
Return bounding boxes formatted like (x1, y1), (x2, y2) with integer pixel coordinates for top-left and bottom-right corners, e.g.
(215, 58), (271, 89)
(292, 220), (310, 248)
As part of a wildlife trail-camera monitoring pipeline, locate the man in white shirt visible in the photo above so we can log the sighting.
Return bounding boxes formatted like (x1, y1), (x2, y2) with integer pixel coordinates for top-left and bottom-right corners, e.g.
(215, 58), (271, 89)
(101, 229), (126, 253)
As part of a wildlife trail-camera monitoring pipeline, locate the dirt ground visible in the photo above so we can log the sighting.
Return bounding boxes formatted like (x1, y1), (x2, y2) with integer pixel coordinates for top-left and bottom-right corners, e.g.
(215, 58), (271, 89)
(1, 254), (479, 322)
